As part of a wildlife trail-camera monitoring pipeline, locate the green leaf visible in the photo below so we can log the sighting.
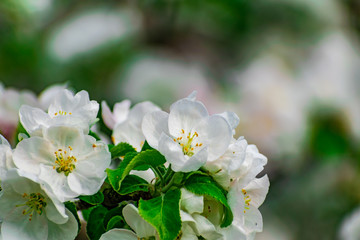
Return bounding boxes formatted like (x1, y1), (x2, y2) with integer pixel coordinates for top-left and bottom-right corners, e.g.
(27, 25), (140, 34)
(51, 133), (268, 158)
(139, 189), (182, 240)
(184, 174), (233, 227)
(106, 216), (126, 231)
(86, 205), (108, 240)
(119, 175), (149, 195)
(109, 142), (136, 159)
(141, 140), (153, 151)
(65, 201), (81, 234)
(79, 191), (104, 205)
(103, 205), (125, 229)
(89, 130), (101, 141)
(107, 150), (166, 192)
(106, 152), (138, 191)
(82, 206), (97, 222)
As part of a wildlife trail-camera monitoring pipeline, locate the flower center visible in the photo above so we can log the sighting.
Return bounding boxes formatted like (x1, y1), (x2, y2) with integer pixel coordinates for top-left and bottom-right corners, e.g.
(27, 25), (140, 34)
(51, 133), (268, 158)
(242, 189), (251, 213)
(173, 129), (203, 157)
(54, 110), (72, 116)
(16, 192), (47, 221)
(53, 146), (77, 176)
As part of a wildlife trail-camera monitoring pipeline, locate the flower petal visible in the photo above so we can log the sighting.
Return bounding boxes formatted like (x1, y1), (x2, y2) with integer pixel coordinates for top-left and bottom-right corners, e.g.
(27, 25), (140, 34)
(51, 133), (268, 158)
(195, 115), (232, 161)
(127, 101), (161, 128)
(245, 175), (270, 208)
(244, 205), (263, 233)
(142, 111), (169, 149)
(19, 105), (51, 136)
(112, 121), (145, 150)
(47, 209), (78, 240)
(99, 229), (138, 240)
(168, 98), (208, 137)
(123, 204), (156, 238)
(13, 137), (55, 175)
(181, 188), (204, 214)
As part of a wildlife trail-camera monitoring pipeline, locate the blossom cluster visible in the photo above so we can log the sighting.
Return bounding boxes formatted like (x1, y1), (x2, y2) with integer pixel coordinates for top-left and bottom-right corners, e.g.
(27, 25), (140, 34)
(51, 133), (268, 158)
(0, 84), (269, 240)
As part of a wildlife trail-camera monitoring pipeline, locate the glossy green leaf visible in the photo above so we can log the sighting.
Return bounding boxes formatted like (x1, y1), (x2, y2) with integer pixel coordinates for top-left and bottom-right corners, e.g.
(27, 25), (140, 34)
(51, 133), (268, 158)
(139, 189), (181, 240)
(79, 191), (104, 205)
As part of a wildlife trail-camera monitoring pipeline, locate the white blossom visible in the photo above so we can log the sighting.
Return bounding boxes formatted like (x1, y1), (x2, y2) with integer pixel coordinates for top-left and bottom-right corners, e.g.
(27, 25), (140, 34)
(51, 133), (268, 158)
(0, 169), (77, 240)
(13, 126), (111, 202)
(142, 93), (232, 172)
(19, 89), (99, 136)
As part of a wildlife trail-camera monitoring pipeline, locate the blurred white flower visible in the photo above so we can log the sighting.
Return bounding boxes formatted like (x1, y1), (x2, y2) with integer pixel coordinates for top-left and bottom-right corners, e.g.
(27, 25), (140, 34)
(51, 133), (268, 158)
(13, 126), (110, 202)
(339, 207), (360, 240)
(0, 169), (77, 240)
(38, 83), (70, 110)
(142, 93), (232, 172)
(117, 56), (222, 112)
(20, 89), (99, 136)
(233, 56), (307, 158)
(0, 84), (39, 142)
(49, 8), (141, 61)
(0, 135), (15, 181)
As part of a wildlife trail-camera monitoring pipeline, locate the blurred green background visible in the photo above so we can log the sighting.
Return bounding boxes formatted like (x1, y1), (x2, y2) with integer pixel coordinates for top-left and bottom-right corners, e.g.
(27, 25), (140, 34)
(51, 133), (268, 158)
(1, 0), (360, 239)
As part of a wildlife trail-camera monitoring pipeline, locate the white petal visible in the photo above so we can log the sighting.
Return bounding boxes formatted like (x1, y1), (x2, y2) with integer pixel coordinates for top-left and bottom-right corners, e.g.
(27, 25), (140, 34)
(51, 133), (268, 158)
(13, 137), (55, 175)
(112, 121), (145, 150)
(67, 169), (106, 196)
(217, 111), (240, 133)
(127, 101), (161, 128)
(99, 229), (138, 240)
(244, 205), (263, 233)
(181, 223), (198, 240)
(168, 98), (208, 137)
(130, 169), (155, 183)
(195, 115), (232, 161)
(47, 209), (78, 240)
(43, 126), (86, 153)
(220, 221), (247, 240)
(141, 111), (169, 149)
(186, 91), (197, 101)
(123, 204), (156, 238)
(19, 105), (50, 136)
(113, 100), (131, 123)
(245, 175), (270, 208)
(158, 133), (187, 172)
(2, 211), (48, 240)
(181, 188), (203, 214)
(38, 165), (77, 202)
(192, 214), (224, 240)
(38, 84), (68, 110)
(173, 147), (208, 173)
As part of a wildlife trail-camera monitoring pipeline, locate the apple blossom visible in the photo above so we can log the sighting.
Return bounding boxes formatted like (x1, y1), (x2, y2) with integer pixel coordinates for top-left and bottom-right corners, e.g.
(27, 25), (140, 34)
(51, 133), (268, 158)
(142, 93), (232, 172)
(101, 99), (131, 130)
(13, 126), (111, 202)
(0, 169), (77, 240)
(19, 89), (99, 136)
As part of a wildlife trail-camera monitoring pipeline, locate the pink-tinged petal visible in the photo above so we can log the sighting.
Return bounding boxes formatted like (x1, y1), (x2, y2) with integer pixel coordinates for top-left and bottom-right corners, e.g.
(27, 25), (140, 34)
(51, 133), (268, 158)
(13, 137), (55, 175)
(142, 111), (169, 149)
(128, 101), (161, 128)
(101, 101), (117, 130)
(195, 115), (232, 161)
(99, 229), (138, 240)
(19, 105), (50, 136)
(123, 204), (156, 238)
(168, 99), (208, 137)
(2, 210), (48, 240)
(245, 175), (270, 208)
(47, 209), (78, 240)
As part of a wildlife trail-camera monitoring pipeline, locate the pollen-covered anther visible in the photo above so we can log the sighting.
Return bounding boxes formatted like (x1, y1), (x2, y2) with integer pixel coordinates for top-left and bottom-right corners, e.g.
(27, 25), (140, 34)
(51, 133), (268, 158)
(174, 130), (203, 157)
(54, 110), (72, 116)
(16, 192), (47, 221)
(54, 146), (77, 176)
(242, 189), (252, 213)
